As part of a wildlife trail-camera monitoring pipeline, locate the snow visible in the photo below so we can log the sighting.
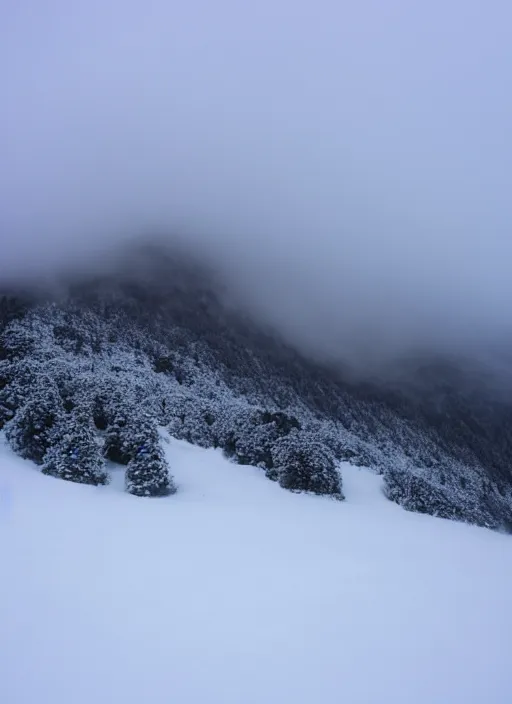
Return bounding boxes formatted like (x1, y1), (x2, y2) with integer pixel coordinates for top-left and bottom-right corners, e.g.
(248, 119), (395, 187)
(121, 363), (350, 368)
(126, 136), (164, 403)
(1, 433), (512, 704)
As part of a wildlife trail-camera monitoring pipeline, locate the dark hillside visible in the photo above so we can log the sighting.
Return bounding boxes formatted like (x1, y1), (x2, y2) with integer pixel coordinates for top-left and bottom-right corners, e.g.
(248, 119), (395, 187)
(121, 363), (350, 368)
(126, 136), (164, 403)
(1, 245), (511, 528)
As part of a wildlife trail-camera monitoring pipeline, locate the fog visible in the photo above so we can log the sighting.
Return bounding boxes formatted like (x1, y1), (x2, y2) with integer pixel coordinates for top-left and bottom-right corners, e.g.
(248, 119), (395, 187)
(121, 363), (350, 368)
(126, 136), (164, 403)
(1, 1), (512, 366)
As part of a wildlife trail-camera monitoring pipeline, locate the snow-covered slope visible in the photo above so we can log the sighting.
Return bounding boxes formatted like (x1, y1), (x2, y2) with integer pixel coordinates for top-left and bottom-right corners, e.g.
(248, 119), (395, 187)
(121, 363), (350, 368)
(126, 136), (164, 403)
(2, 436), (511, 704)
(4, 255), (512, 530)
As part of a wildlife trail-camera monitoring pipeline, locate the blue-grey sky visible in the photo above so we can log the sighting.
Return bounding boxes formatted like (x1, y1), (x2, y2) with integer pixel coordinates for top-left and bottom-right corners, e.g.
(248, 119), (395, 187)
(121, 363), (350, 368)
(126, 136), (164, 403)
(1, 1), (511, 364)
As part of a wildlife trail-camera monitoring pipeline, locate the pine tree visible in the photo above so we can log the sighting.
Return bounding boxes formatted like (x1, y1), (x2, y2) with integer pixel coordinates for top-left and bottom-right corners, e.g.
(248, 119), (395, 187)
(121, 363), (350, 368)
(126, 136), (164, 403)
(0, 318), (36, 361)
(103, 410), (134, 465)
(271, 431), (343, 497)
(5, 382), (63, 464)
(231, 409), (301, 469)
(167, 390), (216, 448)
(0, 359), (39, 429)
(125, 416), (175, 497)
(42, 410), (109, 485)
(0, 361), (15, 429)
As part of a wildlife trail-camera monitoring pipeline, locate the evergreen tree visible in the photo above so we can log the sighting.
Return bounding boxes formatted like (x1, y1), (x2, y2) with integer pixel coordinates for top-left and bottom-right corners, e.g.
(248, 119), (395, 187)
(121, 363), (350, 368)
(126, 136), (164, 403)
(125, 416), (175, 497)
(0, 318), (35, 361)
(91, 388), (110, 430)
(271, 431), (343, 498)
(0, 359), (39, 429)
(103, 409), (134, 465)
(167, 391), (216, 448)
(42, 410), (109, 485)
(226, 409), (276, 468)
(214, 406), (301, 469)
(234, 410), (300, 468)
(0, 361), (15, 429)
(5, 382), (63, 464)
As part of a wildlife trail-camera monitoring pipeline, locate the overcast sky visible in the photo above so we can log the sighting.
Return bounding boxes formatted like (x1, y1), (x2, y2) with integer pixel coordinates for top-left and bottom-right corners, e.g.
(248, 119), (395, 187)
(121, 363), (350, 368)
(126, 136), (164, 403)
(1, 1), (511, 365)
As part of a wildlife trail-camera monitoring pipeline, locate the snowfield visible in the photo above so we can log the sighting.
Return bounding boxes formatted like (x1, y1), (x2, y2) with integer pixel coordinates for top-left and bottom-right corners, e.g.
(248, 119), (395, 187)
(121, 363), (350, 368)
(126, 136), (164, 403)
(2, 434), (512, 704)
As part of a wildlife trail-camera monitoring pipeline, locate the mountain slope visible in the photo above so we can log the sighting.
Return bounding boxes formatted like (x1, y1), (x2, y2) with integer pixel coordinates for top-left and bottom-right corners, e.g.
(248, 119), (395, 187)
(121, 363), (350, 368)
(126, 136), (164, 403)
(1, 245), (512, 529)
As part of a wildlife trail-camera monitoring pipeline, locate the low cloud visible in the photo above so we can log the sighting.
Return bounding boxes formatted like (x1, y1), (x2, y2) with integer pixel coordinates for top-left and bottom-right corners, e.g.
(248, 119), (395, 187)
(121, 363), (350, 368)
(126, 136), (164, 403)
(1, 1), (511, 367)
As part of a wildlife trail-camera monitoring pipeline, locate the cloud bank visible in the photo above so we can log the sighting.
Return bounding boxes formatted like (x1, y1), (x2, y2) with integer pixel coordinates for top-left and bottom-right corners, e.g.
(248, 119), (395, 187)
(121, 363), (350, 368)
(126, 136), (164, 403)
(1, 1), (512, 365)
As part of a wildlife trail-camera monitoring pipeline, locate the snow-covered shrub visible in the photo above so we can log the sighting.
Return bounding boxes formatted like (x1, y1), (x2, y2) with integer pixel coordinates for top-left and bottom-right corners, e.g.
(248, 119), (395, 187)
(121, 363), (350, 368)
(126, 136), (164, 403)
(0, 319), (36, 360)
(382, 465), (504, 530)
(229, 420), (276, 467)
(0, 359), (39, 425)
(0, 361), (16, 429)
(167, 390), (216, 448)
(125, 417), (175, 497)
(307, 419), (373, 466)
(219, 407), (269, 465)
(92, 388), (111, 430)
(261, 411), (301, 435)
(5, 383), (63, 464)
(100, 385), (154, 464)
(103, 410), (134, 465)
(42, 410), (109, 485)
(217, 407), (301, 469)
(271, 431), (343, 497)
(91, 379), (130, 432)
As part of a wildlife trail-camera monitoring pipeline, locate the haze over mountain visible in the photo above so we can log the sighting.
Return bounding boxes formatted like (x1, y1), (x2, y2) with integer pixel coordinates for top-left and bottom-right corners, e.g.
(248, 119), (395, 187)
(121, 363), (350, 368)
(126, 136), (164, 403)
(0, 241), (511, 531)
(2, 1), (512, 371)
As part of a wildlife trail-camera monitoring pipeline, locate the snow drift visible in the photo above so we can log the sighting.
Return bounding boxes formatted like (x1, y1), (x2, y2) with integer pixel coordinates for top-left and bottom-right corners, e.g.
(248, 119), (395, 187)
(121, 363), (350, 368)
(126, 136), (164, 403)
(1, 435), (512, 704)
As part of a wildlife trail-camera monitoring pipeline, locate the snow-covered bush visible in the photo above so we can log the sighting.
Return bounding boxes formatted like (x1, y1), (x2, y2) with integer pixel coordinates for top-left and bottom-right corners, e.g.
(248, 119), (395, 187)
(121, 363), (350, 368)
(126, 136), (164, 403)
(103, 410), (134, 465)
(5, 383), (63, 464)
(42, 410), (109, 485)
(382, 465), (509, 530)
(0, 319), (36, 360)
(216, 407), (301, 469)
(219, 407), (271, 465)
(167, 390), (217, 448)
(92, 388), (111, 431)
(0, 361), (16, 429)
(271, 431), (343, 498)
(0, 360), (38, 426)
(125, 417), (175, 497)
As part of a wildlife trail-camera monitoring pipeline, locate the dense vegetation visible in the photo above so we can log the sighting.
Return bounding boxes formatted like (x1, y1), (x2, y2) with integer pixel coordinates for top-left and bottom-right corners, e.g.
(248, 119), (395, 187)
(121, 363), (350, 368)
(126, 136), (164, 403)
(1, 246), (512, 529)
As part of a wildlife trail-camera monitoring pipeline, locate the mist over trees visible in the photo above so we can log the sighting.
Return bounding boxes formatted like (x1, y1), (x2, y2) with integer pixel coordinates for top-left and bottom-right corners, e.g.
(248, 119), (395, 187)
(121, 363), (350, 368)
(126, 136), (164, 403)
(2, 3), (512, 373)
(1, 247), (512, 529)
